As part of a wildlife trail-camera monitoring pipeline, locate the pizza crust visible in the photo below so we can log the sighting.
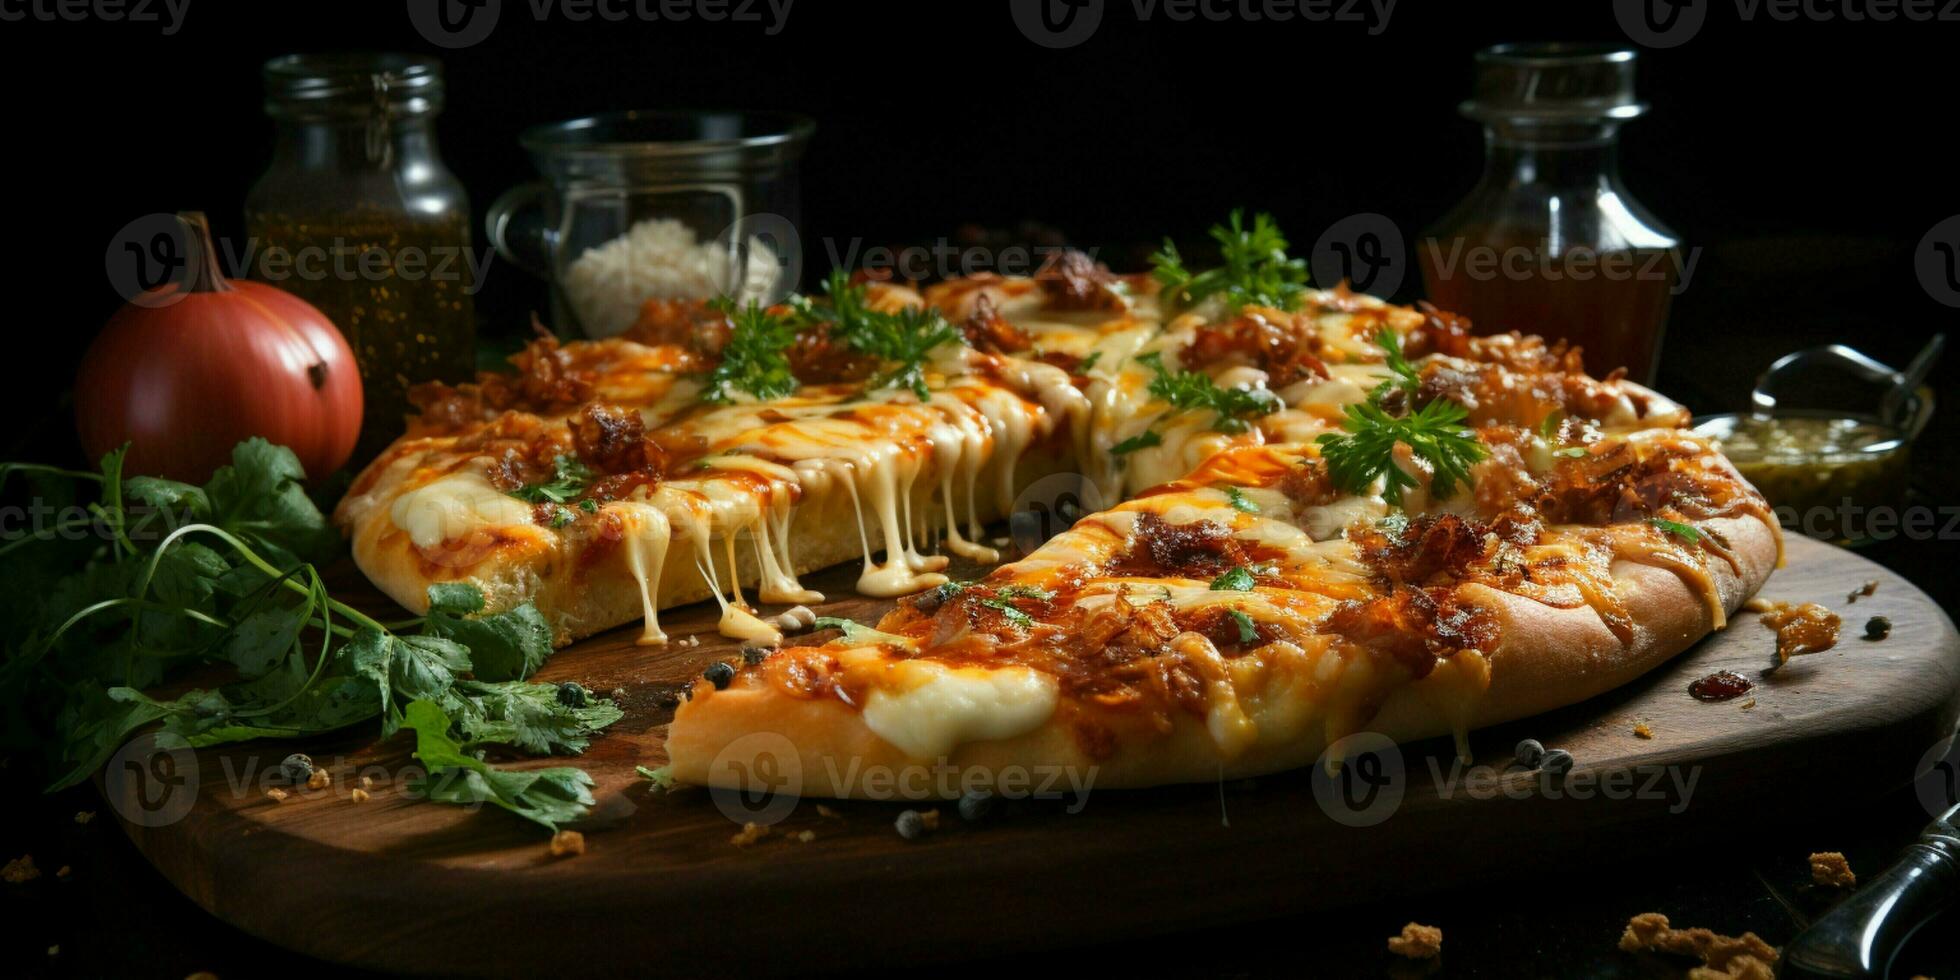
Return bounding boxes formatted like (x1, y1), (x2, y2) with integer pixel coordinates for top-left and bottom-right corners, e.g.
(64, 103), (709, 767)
(666, 511), (1780, 797)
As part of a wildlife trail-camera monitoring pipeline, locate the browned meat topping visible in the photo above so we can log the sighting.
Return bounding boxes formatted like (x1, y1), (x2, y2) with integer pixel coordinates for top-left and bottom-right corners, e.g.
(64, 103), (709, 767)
(1182, 308), (1331, 387)
(1035, 248), (1126, 311)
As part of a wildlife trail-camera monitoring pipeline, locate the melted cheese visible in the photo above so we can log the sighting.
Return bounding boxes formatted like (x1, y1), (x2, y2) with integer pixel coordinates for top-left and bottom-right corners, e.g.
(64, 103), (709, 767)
(860, 663), (1060, 758)
(389, 472), (535, 549)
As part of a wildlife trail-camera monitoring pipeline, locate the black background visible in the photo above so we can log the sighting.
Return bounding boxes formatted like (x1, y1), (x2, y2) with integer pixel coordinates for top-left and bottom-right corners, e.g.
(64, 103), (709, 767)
(3, 1), (1958, 977)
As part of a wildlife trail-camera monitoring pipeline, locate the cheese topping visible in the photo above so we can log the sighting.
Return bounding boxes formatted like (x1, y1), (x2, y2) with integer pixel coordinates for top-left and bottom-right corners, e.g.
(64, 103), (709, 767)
(860, 662), (1060, 758)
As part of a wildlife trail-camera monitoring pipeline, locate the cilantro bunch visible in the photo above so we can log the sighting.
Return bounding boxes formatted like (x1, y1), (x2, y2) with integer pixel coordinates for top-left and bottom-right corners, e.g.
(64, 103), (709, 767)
(0, 439), (618, 831)
(794, 270), (965, 401)
(1151, 210), (1311, 316)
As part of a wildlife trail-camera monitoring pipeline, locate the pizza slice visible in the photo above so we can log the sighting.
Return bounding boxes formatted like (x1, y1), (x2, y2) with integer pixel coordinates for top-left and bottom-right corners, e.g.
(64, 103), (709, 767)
(666, 422), (1780, 795)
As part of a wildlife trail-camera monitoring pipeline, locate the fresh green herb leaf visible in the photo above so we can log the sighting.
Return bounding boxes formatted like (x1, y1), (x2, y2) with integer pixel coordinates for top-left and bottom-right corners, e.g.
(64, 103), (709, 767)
(1110, 429), (1164, 456)
(450, 680), (623, 756)
(509, 454), (593, 505)
(1224, 486), (1261, 514)
(812, 615), (917, 649)
(1648, 517), (1703, 543)
(1151, 210), (1310, 315)
(1136, 351), (1280, 434)
(1078, 350), (1103, 373)
(1375, 326), (1422, 400)
(1554, 446), (1590, 459)
(996, 585), (1057, 601)
(792, 271), (965, 401)
(1226, 609), (1259, 644)
(398, 700), (597, 832)
(976, 597), (1036, 629)
(1538, 411), (1567, 441)
(1315, 397), (1488, 507)
(702, 298), (799, 403)
(1210, 566), (1259, 592)
(423, 585), (554, 682)
(637, 764), (676, 790)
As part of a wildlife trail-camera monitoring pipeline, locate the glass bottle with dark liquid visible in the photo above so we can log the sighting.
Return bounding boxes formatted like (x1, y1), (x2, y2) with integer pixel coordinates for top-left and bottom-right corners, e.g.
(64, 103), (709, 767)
(246, 54), (477, 464)
(1421, 44), (1681, 384)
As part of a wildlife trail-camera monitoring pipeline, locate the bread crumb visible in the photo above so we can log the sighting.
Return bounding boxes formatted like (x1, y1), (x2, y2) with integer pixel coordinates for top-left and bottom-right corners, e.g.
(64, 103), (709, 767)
(1387, 921), (1442, 960)
(730, 822), (769, 847)
(919, 808), (942, 830)
(795, 830), (816, 843)
(1619, 912), (1778, 973)
(3, 855), (40, 883)
(1739, 698), (1757, 710)
(73, 811), (95, 825)
(816, 804), (842, 819)
(1634, 721), (1654, 739)
(265, 787), (289, 803)
(46, 945), (58, 957)
(350, 788), (371, 804)
(1847, 580), (1878, 603)
(306, 767), (332, 791)
(359, 775), (374, 790)
(55, 865), (71, 879)
(1809, 851), (1855, 888)
(549, 830), (586, 857)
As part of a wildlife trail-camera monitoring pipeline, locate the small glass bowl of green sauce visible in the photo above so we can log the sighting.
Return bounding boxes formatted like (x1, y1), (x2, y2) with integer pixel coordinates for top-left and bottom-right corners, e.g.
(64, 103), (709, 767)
(1692, 411), (1913, 544)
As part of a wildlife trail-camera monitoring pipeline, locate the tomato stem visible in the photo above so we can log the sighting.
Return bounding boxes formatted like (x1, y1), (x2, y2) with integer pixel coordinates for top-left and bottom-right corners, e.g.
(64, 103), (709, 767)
(176, 211), (233, 294)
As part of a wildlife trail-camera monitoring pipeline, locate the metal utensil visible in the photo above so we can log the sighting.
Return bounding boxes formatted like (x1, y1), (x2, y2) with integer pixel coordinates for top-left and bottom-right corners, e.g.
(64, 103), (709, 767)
(1778, 802), (1960, 978)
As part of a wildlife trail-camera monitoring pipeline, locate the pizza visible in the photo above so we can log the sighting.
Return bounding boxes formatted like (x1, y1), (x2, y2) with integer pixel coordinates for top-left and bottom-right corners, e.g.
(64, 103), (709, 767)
(335, 213), (1780, 797)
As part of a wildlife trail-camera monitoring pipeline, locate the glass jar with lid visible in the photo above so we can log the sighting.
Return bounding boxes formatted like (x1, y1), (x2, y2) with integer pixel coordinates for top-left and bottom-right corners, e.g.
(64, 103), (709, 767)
(246, 52), (477, 463)
(1421, 43), (1681, 384)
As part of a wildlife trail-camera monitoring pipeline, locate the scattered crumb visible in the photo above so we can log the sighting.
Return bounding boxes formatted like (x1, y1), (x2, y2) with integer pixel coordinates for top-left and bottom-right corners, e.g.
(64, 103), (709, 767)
(265, 787), (289, 803)
(306, 768), (332, 791)
(46, 946), (58, 957)
(1758, 601), (1842, 666)
(1809, 851), (1856, 888)
(610, 687), (627, 701)
(816, 804), (842, 820)
(4, 855), (41, 883)
(1387, 922), (1443, 960)
(918, 808), (942, 830)
(730, 822), (769, 847)
(1634, 721), (1654, 739)
(73, 811), (95, 825)
(795, 830), (816, 843)
(55, 865), (71, 879)
(1847, 580), (1879, 603)
(549, 830), (586, 857)
(349, 788), (371, 804)
(359, 775), (374, 790)
(1619, 912), (1778, 975)
(1739, 699), (1757, 710)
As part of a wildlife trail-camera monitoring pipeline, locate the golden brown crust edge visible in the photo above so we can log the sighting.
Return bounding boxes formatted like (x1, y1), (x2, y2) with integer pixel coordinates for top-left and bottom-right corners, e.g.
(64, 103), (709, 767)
(666, 512), (1781, 798)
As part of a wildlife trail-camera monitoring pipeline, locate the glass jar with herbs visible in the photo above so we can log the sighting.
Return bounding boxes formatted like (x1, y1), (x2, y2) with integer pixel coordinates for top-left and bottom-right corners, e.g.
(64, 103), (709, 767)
(246, 53), (477, 464)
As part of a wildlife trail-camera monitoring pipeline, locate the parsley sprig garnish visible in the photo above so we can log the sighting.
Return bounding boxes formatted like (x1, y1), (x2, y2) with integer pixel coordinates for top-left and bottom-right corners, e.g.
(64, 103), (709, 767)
(1151, 210), (1311, 316)
(1136, 351), (1280, 434)
(1315, 333), (1487, 507)
(509, 453), (593, 504)
(792, 270), (966, 401)
(702, 297), (799, 403)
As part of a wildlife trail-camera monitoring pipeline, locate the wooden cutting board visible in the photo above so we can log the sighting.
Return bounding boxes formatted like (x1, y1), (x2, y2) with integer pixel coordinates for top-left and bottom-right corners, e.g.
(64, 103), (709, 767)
(104, 535), (1960, 976)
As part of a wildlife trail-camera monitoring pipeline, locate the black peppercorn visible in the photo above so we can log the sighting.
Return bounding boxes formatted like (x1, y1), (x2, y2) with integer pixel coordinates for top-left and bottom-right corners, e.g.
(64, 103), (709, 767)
(704, 661), (736, 689)
(1865, 616), (1892, 640)
(556, 682), (587, 708)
